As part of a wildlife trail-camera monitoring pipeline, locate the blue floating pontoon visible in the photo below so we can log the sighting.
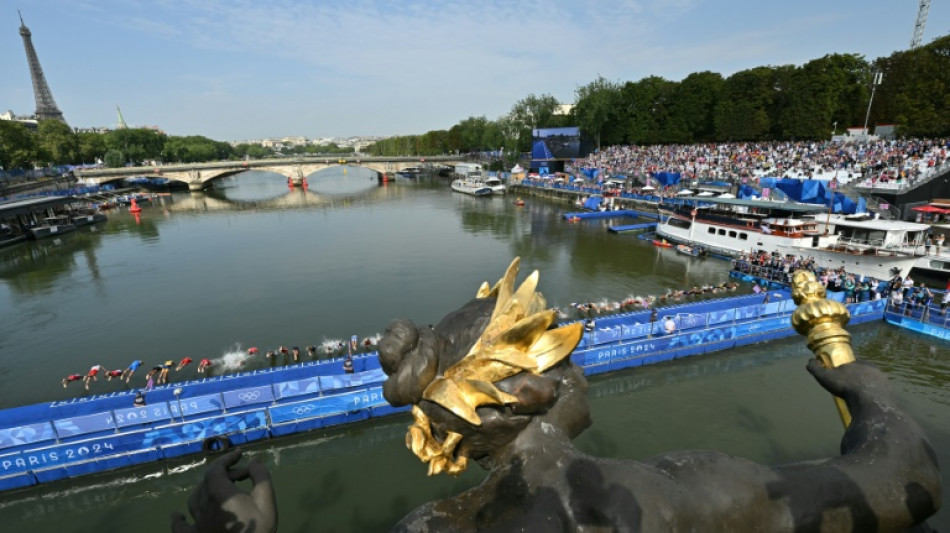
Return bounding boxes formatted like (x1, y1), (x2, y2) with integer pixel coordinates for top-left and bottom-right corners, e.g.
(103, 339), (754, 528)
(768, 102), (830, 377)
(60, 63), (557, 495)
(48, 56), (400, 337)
(563, 210), (638, 220)
(0, 293), (887, 493)
(608, 223), (657, 233)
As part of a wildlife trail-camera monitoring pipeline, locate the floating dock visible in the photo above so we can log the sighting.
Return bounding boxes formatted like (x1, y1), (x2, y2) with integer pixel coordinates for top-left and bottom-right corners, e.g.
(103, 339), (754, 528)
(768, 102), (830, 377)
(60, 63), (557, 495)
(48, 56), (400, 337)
(0, 291), (887, 493)
(562, 209), (638, 220)
(884, 303), (950, 341)
(608, 222), (657, 233)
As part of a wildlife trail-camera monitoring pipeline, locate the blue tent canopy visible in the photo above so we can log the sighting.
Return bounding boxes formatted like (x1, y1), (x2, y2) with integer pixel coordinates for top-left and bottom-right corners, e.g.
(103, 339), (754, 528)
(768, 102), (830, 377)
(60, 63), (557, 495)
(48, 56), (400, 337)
(583, 196), (602, 211)
(653, 172), (681, 186)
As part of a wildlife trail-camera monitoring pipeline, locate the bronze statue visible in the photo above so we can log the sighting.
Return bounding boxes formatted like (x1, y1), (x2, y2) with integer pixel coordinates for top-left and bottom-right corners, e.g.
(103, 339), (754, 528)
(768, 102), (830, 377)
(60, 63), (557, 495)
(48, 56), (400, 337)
(173, 260), (941, 532)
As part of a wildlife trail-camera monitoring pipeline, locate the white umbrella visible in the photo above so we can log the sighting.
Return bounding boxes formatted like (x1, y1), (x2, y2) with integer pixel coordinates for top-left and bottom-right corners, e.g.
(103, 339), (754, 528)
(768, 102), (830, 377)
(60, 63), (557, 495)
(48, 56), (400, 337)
(641, 185), (656, 191)
(718, 193), (736, 198)
(676, 190), (694, 196)
(697, 191), (716, 197)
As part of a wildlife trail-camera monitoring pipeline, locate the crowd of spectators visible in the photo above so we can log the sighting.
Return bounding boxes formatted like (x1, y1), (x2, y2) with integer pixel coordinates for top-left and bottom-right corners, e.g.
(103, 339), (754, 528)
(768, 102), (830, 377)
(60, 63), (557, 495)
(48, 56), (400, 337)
(568, 138), (949, 191)
(732, 250), (950, 313)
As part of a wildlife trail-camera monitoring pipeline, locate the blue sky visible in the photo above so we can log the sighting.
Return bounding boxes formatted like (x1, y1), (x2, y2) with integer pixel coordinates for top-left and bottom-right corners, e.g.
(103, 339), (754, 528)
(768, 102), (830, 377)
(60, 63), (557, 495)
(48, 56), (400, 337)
(2, 0), (947, 141)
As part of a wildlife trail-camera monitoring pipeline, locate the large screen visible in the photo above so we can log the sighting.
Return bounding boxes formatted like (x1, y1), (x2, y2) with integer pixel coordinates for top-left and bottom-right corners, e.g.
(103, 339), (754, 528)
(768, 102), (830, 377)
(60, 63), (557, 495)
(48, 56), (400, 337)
(532, 127), (581, 160)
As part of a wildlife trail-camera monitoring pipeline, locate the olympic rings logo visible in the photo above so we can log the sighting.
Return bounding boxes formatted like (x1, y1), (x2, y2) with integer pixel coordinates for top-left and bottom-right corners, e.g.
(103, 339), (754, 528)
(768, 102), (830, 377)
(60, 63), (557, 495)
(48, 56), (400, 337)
(237, 390), (262, 402)
(292, 405), (316, 416)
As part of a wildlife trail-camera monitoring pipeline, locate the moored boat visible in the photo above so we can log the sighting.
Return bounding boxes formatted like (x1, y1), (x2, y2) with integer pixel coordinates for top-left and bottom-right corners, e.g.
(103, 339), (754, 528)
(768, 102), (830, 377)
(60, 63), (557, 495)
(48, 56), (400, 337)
(484, 176), (507, 195)
(655, 198), (919, 279)
(69, 206), (108, 226)
(28, 215), (76, 240)
(676, 244), (707, 257)
(451, 175), (493, 196)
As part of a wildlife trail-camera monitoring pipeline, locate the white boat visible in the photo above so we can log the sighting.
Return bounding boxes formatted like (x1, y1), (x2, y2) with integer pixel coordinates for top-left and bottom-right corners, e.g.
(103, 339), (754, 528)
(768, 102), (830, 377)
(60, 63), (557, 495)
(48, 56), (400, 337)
(484, 176), (507, 195)
(776, 243), (918, 280)
(808, 214), (937, 279)
(655, 198), (915, 279)
(451, 174), (492, 196)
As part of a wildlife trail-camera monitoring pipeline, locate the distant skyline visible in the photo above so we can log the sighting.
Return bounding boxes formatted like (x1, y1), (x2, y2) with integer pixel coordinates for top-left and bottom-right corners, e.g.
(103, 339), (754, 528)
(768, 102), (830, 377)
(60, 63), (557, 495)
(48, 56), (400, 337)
(2, 1), (948, 141)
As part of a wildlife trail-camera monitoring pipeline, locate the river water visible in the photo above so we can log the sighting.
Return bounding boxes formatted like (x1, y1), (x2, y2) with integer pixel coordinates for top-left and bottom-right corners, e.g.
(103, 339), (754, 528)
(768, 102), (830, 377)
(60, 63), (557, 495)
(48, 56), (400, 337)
(0, 168), (947, 531)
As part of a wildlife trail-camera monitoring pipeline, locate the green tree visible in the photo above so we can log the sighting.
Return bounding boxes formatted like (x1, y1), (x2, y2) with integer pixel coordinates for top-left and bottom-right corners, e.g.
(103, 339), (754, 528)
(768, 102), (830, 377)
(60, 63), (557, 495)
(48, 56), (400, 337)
(873, 34), (950, 137)
(775, 54), (870, 139)
(103, 128), (167, 164)
(0, 120), (39, 170)
(573, 76), (620, 149)
(36, 119), (80, 165)
(507, 94), (562, 152)
(162, 135), (233, 163)
(714, 66), (782, 141)
(669, 71), (724, 142)
(616, 76), (681, 144)
(103, 149), (125, 168)
(77, 132), (107, 164)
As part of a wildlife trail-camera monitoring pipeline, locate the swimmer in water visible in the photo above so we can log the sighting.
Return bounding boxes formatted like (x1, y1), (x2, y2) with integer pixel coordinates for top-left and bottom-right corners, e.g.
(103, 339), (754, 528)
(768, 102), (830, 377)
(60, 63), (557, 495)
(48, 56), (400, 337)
(306, 345), (316, 358)
(176, 357), (194, 371)
(105, 369), (124, 381)
(198, 358), (213, 373)
(62, 373), (83, 388)
(121, 360), (143, 383)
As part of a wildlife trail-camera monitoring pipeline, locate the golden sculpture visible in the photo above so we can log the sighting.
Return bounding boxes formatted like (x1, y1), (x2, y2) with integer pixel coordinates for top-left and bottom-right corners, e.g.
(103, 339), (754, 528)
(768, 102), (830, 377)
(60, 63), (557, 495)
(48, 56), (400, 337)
(790, 270), (856, 427)
(406, 258), (583, 475)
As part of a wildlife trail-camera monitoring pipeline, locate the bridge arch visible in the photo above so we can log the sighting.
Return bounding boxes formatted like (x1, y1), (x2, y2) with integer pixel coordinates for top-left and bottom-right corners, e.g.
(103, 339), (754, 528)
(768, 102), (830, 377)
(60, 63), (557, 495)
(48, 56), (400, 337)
(75, 156), (465, 191)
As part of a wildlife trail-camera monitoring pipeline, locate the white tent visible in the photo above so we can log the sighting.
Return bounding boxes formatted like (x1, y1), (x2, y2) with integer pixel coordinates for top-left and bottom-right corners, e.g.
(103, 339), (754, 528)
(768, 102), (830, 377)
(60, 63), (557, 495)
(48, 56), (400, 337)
(641, 185), (656, 191)
(697, 191), (716, 197)
(718, 193), (736, 198)
(676, 190), (695, 196)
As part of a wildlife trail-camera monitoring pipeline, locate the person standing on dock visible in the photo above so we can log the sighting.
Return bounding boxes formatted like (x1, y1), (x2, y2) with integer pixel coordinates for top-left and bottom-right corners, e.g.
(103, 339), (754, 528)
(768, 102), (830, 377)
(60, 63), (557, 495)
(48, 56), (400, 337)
(291, 347), (300, 362)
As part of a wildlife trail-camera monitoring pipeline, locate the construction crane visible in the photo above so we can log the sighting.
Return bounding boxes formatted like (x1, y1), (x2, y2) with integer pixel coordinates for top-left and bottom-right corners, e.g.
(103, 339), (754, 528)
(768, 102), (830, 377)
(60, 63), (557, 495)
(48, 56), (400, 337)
(911, 0), (931, 49)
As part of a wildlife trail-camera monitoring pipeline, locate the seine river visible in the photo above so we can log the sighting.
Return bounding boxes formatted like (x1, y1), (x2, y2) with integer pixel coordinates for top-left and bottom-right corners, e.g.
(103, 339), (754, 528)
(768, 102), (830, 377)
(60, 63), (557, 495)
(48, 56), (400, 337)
(0, 168), (947, 531)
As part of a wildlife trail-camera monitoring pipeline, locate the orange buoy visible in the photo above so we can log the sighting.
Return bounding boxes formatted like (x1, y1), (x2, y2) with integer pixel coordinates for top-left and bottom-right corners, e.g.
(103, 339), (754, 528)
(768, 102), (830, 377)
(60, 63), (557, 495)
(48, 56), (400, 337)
(129, 198), (142, 213)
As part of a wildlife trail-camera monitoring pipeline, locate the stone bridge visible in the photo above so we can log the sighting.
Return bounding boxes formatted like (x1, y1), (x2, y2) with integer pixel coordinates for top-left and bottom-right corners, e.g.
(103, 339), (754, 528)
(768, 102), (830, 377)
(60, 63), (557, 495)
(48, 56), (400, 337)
(74, 155), (464, 191)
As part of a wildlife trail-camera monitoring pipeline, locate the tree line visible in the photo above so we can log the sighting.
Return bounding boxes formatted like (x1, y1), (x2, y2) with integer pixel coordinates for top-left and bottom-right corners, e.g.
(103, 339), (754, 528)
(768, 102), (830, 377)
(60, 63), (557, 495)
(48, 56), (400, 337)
(368, 34), (949, 159)
(0, 121), (354, 172)
(1, 34), (946, 172)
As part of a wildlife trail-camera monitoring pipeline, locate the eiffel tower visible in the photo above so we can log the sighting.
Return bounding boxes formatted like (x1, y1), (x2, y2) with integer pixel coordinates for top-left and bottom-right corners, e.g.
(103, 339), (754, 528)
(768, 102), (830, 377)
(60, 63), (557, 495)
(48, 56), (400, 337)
(18, 11), (66, 124)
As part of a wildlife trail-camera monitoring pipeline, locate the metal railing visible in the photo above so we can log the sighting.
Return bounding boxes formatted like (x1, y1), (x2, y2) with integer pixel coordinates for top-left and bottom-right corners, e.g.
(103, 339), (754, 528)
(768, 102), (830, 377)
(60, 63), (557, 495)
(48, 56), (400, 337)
(886, 300), (950, 327)
(853, 160), (950, 193)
